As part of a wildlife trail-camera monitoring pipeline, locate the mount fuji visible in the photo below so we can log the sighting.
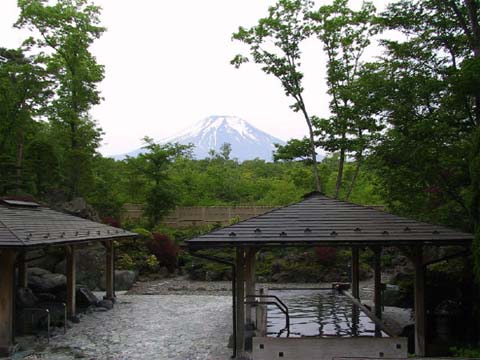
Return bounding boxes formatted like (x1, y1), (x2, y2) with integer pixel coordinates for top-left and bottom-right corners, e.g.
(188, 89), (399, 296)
(117, 115), (286, 162)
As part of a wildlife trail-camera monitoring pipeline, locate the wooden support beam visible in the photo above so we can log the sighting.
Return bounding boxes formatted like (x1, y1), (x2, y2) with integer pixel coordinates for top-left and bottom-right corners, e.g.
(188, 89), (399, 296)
(0, 249), (18, 356)
(373, 246), (382, 319)
(351, 303), (360, 337)
(105, 240), (115, 301)
(351, 247), (360, 299)
(17, 251), (28, 288)
(414, 245), (426, 356)
(235, 247), (246, 355)
(372, 246), (382, 337)
(65, 245), (76, 319)
(245, 248), (257, 326)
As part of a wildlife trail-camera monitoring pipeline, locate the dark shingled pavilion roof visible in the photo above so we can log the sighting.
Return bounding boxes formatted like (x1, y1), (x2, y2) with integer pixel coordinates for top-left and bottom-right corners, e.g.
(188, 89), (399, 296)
(0, 199), (136, 248)
(185, 192), (474, 248)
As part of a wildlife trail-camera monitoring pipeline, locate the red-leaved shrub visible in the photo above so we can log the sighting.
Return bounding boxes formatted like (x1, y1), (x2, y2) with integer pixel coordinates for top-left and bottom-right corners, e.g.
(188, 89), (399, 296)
(102, 216), (121, 228)
(147, 233), (179, 273)
(314, 247), (337, 264)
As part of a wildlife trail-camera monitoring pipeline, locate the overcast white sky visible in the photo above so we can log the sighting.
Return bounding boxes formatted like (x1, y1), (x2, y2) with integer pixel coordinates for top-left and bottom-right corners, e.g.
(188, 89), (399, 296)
(1, 0), (393, 156)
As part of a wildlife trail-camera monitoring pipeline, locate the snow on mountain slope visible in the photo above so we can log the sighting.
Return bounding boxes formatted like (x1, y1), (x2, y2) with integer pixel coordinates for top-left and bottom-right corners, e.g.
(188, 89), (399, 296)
(117, 115), (286, 162)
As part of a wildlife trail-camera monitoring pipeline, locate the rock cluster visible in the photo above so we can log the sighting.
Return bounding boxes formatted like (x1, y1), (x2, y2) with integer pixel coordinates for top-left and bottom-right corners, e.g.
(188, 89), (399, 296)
(61, 197), (100, 222)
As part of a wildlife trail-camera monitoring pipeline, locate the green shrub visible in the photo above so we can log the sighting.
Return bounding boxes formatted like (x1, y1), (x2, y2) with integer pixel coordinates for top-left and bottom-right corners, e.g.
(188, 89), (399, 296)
(146, 254), (160, 271)
(450, 346), (480, 358)
(117, 253), (135, 270)
(132, 227), (153, 240)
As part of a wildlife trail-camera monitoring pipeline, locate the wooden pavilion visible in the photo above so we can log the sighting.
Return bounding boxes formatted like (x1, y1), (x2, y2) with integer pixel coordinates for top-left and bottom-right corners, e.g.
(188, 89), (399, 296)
(185, 192), (474, 358)
(0, 199), (136, 356)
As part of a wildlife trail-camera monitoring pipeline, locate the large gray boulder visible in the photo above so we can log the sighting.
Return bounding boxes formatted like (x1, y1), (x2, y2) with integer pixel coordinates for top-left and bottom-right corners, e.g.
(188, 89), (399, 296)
(27, 267), (66, 293)
(16, 287), (38, 308)
(76, 287), (99, 307)
(27, 267), (50, 277)
(55, 246), (105, 290)
(97, 299), (114, 310)
(61, 197), (100, 221)
(27, 249), (63, 273)
(100, 270), (136, 291)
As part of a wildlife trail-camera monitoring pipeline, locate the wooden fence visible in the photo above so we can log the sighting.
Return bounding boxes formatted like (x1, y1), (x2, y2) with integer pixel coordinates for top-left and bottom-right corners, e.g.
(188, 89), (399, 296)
(122, 203), (277, 228)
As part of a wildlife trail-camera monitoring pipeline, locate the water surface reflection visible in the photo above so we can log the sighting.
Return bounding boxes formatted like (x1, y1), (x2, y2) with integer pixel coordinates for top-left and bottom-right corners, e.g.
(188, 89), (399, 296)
(267, 289), (385, 338)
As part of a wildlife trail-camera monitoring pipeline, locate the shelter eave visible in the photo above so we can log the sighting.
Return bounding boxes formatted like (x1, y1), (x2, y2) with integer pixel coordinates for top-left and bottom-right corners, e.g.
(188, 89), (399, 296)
(0, 232), (137, 250)
(185, 236), (474, 249)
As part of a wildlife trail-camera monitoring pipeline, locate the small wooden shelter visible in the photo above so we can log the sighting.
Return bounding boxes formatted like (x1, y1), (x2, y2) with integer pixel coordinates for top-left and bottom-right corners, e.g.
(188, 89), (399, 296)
(185, 192), (474, 358)
(0, 199), (136, 356)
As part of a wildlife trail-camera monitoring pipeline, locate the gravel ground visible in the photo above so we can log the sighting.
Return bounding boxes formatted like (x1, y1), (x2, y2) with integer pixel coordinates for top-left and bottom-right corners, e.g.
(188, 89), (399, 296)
(18, 294), (232, 360)
(127, 275), (339, 296)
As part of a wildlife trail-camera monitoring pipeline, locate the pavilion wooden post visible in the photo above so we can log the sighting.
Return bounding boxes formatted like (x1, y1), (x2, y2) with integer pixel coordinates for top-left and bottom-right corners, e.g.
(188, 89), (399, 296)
(65, 245), (76, 319)
(235, 247), (246, 356)
(373, 246), (382, 338)
(414, 245), (426, 356)
(17, 251), (28, 288)
(0, 249), (18, 357)
(245, 248), (257, 326)
(104, 240), (115, 302)
(351, 247), (360, 299)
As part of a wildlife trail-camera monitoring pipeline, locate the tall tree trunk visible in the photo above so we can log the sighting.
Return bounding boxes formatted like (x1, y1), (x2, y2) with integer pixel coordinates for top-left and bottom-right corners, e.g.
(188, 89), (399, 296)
(335, 147), (346, 199)
(345, 152), (363, 201)
(69, 69), (79, 200)
(307, 122), (322, 193)
(69, 119), (78, 199)
(471, 126), (480, 282)
(299, 105), (322, 193)
(15, 128), (24, 194)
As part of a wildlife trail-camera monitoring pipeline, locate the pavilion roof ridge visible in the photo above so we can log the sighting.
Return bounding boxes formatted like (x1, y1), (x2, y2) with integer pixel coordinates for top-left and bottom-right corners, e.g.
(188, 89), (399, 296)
(0, 202), (137, 248)
(185, 191), (474, 248)
(302, 194), (471, 233)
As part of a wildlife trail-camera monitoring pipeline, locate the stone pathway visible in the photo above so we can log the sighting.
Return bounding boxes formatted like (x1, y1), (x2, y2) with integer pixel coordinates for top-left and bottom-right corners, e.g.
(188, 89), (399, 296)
(22, 294), (232, 360)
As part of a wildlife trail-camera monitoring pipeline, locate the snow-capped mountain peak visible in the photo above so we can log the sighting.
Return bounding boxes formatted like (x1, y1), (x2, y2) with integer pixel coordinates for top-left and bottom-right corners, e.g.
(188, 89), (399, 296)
(163, 115), (259, 143)
(116, 115), (285, 161)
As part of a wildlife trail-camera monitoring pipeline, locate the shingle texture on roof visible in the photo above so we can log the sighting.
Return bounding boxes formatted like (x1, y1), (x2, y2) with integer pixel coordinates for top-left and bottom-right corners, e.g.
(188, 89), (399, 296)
(0, 201), (136, 248)
(186, 193), (474, 248)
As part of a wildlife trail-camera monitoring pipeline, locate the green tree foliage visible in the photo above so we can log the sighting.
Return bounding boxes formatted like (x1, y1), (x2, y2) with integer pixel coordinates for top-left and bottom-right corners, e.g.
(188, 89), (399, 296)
(264, 0), (381, 199)
(16, 0), (105, 199)
(273, 137), (313, 164)
(25, 134), (61, 196)
(218, 142), (232, 161)
(136, 137), (193, 227)
(86, 155), (125, 219)
(372, 0), (480, 276)
(310, 0), (380, 199)
(231, 0), (323, 192)
(149, 148), (380, 208)
(0, 48), (51, 194)
(167, 152), (318, 206)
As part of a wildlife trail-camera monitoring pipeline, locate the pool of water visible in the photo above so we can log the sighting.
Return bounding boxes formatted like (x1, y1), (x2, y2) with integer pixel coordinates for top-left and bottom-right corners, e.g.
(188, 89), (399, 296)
(267, 289), (386, 338)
